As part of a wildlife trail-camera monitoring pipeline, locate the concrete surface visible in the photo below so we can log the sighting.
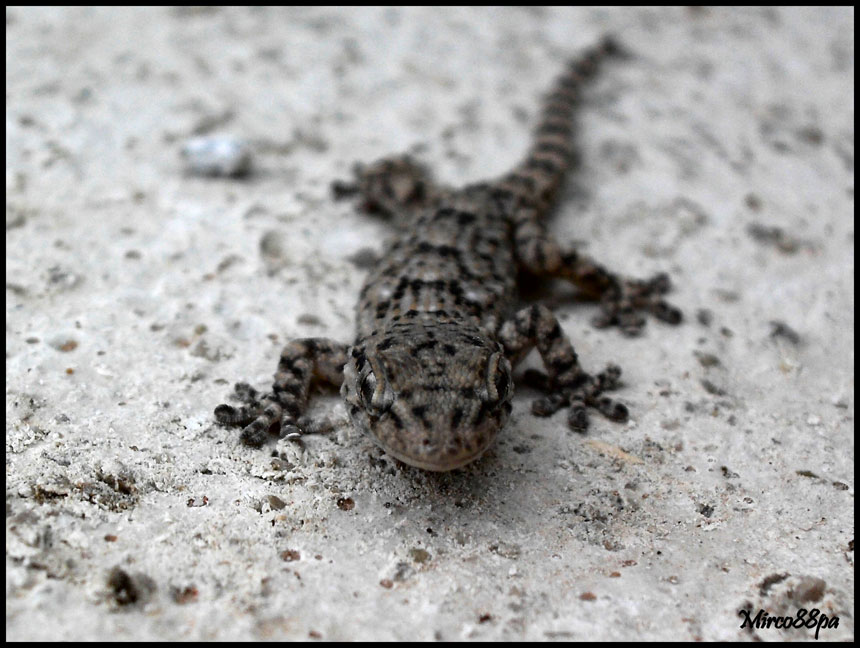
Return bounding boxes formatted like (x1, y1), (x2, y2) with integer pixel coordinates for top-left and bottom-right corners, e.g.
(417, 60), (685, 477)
(6, 6), (854, 641)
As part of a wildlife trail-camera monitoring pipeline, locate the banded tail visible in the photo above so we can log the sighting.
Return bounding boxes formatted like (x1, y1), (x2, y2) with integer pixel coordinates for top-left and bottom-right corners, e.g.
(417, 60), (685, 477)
(497, 36), (626, 209)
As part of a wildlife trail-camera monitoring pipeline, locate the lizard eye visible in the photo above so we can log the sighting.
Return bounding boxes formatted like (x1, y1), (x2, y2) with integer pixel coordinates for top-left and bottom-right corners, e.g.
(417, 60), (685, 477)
(485, 353), (512, 406)
(359, 371), (378, 406)
(358, 369), (393, 416)
(493, 369), (510, 401)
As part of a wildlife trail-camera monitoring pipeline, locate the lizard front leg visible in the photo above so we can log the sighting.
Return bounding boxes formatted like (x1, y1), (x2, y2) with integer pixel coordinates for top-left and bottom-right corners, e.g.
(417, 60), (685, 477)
(215, 338), (349, 447)
(513, 214), (682, 336)
(499, 304), (628, 431)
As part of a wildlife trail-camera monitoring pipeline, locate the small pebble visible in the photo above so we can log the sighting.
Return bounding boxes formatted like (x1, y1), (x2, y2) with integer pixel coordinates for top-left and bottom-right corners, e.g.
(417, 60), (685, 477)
(181, 136), (252, 177)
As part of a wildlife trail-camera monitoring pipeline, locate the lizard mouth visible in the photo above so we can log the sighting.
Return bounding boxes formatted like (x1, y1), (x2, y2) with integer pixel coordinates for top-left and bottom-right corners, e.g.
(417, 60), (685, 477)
(369, 425), (500, 471)
(380, 443), (491, 472)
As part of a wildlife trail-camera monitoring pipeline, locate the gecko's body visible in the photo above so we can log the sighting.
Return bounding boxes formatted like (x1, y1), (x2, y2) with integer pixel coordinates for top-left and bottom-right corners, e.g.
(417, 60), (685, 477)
(215, 38), (681, 471)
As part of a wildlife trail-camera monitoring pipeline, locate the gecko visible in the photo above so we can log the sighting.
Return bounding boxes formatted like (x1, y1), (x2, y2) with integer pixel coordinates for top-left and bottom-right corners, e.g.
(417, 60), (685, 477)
(214, 37), (682, 471)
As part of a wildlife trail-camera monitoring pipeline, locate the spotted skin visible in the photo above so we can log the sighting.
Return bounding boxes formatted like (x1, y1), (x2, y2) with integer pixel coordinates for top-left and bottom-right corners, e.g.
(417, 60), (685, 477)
(215, 37), (681, 470)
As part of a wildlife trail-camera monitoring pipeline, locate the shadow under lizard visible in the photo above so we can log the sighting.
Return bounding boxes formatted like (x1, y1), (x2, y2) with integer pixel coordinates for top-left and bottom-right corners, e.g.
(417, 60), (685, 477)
(215, 37), (682, 471)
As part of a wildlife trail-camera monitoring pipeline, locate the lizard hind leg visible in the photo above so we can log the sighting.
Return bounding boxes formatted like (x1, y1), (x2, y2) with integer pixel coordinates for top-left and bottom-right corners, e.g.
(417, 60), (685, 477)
(214, 338), (349, 447)
(499, 304), (629, 432)
(331, 154), (441, 218)
(589, 269), (681, 335)
(512, 214), (682, 336)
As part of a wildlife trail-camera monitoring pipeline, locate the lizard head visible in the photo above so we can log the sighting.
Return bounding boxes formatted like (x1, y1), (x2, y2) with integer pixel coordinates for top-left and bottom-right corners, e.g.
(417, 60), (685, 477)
(342, 323), (513, 471)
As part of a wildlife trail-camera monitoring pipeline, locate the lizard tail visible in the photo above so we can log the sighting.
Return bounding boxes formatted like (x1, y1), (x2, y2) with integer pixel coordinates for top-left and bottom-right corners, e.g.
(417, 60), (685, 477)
(497, 36), (626, 209)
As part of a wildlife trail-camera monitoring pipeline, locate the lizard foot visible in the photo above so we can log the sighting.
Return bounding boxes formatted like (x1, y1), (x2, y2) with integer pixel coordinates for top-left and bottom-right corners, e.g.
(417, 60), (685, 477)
(214, 383), (299, 447)
(215, 383), (336, 446)
(524, 363), (628, 432)
(592, 272), (682, 336)
(331, 154), (435, 216)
